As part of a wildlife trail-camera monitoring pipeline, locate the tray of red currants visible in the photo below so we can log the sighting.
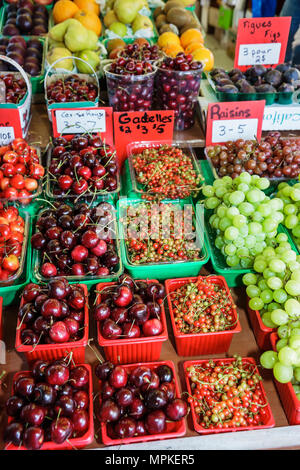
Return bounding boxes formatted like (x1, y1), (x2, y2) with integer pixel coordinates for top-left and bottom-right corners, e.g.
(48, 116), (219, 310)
(205, 132), (300, 182)
(45, 135), (120, 201)
(95, 275), (168, 364)
(0, 139), (44, 204)
(15, 279), (89, 364)
(4, 359), (94, 450)
(127, 141), (203, 201)
(30, 200), (122, 283)
(165, 275), (241, 356)
(96, 360), (187, 445)
(184, 356), (275, 434)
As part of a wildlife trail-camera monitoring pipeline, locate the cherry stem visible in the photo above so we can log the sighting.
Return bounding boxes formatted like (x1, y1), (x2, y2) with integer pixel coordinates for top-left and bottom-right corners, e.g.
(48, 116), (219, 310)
(87, 338), (103, 364)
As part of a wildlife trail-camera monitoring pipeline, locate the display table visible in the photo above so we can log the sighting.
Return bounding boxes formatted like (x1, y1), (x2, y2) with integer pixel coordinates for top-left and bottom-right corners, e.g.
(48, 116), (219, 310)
(0, 103), (300, 451)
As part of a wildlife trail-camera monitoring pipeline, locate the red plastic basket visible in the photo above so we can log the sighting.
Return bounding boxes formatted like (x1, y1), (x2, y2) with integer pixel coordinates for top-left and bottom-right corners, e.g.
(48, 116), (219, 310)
(165, 275), (241, 356)
(96, 280), (168, 364)
(0, 296), (3, 340)
(270, 333), (300, 425)
(184, 357), (275, 434)
(100, 360), (186, 446)
(15, 284), (89, 364)
(246, 299), (275, 351)
(5, 363), (94, 450)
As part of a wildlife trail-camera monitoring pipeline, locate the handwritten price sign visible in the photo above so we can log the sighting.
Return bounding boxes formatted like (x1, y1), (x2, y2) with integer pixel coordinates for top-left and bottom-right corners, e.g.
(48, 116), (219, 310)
(0, 109), (23, 145)
(51, 107), (114, 146)
(206, 101), (265, 146)
(114, 110), (174, 167)
(234, 16), (291, 70)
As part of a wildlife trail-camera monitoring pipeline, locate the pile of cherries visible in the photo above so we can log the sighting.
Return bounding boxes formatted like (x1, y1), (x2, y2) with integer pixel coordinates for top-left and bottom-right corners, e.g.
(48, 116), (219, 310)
(4, 358), (90, 450)
(3, 0), (49, 37)
(155, 53), (203, 131)
(46, 76), (98, 105)
(118, 43), (162, 63)
(0, 73), (27, 103)
(95, 274), (165, 340)
(17, 279), (87, 346)
(96, 361), (188, 439)
(132, 144), (202, 200)
(206, 132), (300, 179)
(0, 138), (44, 202)
(106, 58), (155, 112)
(48, 135), (118, 197)
(169, 278), (237, 334)
(0, 36), (43, 77)
(186, 356), (269, 430)
(31, 201), (119, 279)
(124, 202), (201, 264)
(0, 204), (25, 283)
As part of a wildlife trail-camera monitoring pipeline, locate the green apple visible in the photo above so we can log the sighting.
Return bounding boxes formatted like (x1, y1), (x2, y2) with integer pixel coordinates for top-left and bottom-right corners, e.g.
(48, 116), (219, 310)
(109, 21), (127, 37)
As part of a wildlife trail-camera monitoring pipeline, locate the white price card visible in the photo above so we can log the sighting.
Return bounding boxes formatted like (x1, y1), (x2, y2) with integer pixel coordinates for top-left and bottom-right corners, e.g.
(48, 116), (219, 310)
(263, 105), (300, 131)
(55, 108), (106, 135)
(238, 42), (281, 66)
(0, 127), (15, 145)
(211, 118), (259, 143)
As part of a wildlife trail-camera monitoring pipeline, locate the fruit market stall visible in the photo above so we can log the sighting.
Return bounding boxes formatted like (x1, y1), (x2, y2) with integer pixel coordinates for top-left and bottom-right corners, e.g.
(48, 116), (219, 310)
(1, 0), (300, 453)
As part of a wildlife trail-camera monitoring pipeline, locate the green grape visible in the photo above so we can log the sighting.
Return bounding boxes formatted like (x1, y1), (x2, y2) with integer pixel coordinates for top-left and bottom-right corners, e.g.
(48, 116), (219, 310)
(246, 285), (261, 298)
(239, 172), (252, 184)
(226, 207), (240, 219)
(291, 271), (300, 282)
(229, 191), (245, 205)
(243, 273), (258, 285)
(249, 296), (264, 310)
(271, 309), (289, 326)
(283, 204), (297, 215)
(276, 233), (288, 243)
(239, 225), (249, 237)
(273, 289), (288, 304)
(258, 279), (268, 291)
(224, 244), (237, 256)
(257, 204), (272, 217)
(261, 312), (277, 328)
(277, 324), (291, 339)
(267, 302), (281, 312)
(260, 289), (273, 304)
(205, 197), (220, 209)
(260, 351), (278, 369)
(244, 235), (256, 248)
(263, 268), (276, 280)
(222, 176), (233, 186)
(270, 198), (284, 211)
(278, 346), (297, 366)
(289, 335), (300, 350)
(216, 205), (227, 218)
(273, 362), (293, 383)
(252, 212), (264, 222)
(215, 236), (224, 250)
(269, 258), (286, 273)
(263, 218), (278, 233)
(276, 338), (288, 352)
(285, 299), (300, 317)
(232, 214), (247, 228)
(288, 261), (300, 272)
(240, 258), (253, 268)
(253, 242), (266, 255)
(293, 385), (300, 394)
(280, 250), (297, 264)
(255, 177), (269, 190)
(246, 188), (264, 204)
(291, 188), (300, 201)
(219, 217), (232, 232)
(237, 247), (249, 258)
(291, 328), (300, 336)
(286, 280), (300, 296)
(267, 276), (283, 290)
(224, 226), (239, 241)
(256, 232), (266, 241)
(249, 222), (262, 235)
(263, 247), (276, 258)
(226, 255), (239, 267)
(253, 259), (267, 272)
(237, 183), (249, 193)
(294, 368), (300, 382)
(238, 202), (255, 216)
(273, 212), (284, 224)
(202, 185), (215, 197)
(215, 187), (227, 198)
(211, 217), (220, 229)
(285, 214), (298, 229)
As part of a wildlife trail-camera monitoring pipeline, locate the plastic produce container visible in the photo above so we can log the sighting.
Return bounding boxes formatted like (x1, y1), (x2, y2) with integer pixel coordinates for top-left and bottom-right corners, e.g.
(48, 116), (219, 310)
(165, 275), (241, 356)
(104, 63), (157, 112)
(127, 140), (204, 201)
(95, 279), (168, 364)
(118, 198), (209, 280)
(0, 296), (3, 340)
(5, 364), (94, 450)
(45, 144), (120, 203)
(15, 284), (89, 364)
(155, 64), (203, 130)
(206, 72), (298, 105)
(100, 360), (186, 446)
(30, 201), (123, 287)
(270, 333), (300, 425)
(246, 300), (275, 351)
(0, 5), (51, 37)
(183, 357), (275, 434)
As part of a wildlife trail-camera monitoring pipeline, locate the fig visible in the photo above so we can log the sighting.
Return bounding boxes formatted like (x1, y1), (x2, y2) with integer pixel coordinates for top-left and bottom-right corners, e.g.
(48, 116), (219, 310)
(264, 69), (282, 87)
(213, 72), (230, 84)
(236, 79), (256, 93)
(255, 84), (276, 93)
(278, 82), (294, 93)
(210, 68), (226, 76)
(216, 84), (238, 93)
(283, 67), (300, 84)
(276, 63), (290, 73)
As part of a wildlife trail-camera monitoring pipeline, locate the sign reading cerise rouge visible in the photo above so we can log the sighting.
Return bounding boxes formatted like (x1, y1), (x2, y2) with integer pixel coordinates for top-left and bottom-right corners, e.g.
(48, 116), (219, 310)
(0, 109), (23, 145)
(51, 107), (114, 146)
(206, 101), (265, 146)
(234, 16), (291, 70)
(114, 110), (174, 166)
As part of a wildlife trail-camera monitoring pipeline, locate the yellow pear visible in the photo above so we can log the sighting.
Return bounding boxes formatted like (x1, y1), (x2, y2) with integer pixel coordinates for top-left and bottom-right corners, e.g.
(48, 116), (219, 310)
(104, 10), (118, 27)
(46, 47), (73, 70)
(49, 18), (79, 42)
(132, 14), (153, 33)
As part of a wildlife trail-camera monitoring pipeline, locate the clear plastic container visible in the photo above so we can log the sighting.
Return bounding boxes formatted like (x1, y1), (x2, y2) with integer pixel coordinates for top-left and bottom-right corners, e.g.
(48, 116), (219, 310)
(127, 140), (204, 200)
(104, 63), (157, 112)
(45, 144), (120, 202)
(31, 201), (123, 284)
(155, 65), (203, 130)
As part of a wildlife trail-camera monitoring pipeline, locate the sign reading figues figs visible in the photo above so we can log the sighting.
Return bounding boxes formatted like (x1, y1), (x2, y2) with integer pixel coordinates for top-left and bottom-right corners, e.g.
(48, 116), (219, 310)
(206, 101), (265, 146)
(114, 110), (174, 166)
(234, 16), (291, 70)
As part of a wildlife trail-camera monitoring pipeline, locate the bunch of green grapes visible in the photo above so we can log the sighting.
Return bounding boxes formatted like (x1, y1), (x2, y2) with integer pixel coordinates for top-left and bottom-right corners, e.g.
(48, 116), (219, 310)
(203, 172), (284, 268)
(260, 300), (300, 388)
(275, 176), (300, 250)
(242, 234), (300, 329)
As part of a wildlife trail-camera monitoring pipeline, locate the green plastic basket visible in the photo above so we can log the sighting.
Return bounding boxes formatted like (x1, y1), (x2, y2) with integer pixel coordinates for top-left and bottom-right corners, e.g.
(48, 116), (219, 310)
(203, 206), (299, 287)
(117, 198), (209, 280)
(0, 205), (32, 306)
(30, 201), (123, 288)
